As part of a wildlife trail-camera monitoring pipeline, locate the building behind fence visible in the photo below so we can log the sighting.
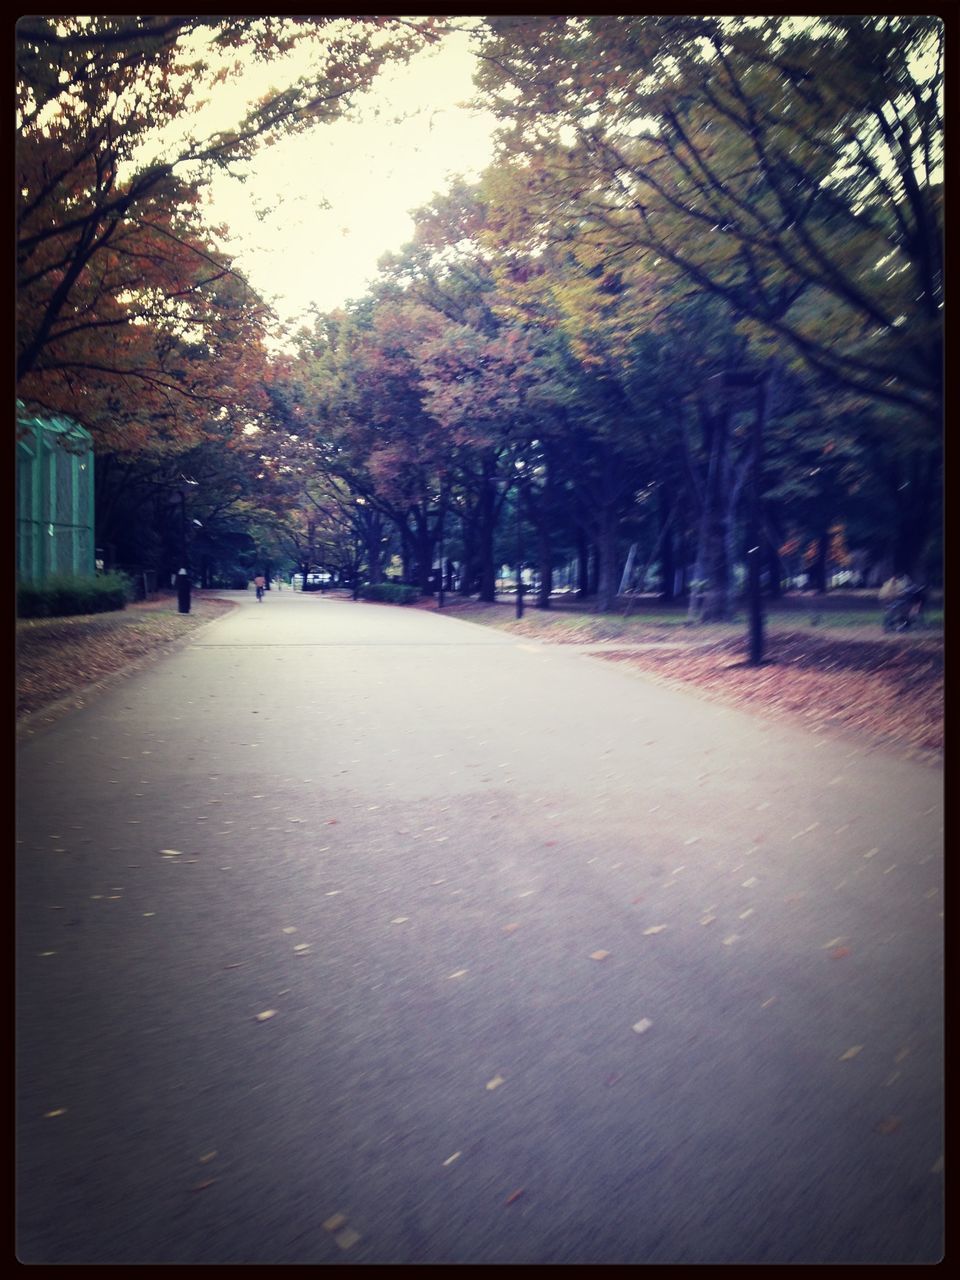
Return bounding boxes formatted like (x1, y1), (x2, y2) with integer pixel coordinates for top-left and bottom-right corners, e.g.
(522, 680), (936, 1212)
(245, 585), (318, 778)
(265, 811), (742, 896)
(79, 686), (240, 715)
(16, 404), (95, 583)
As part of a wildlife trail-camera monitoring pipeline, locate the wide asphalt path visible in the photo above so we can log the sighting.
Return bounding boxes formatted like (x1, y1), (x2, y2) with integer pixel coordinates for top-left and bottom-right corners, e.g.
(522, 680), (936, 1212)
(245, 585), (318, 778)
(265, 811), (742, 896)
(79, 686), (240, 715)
(16, 589), (943, 1263)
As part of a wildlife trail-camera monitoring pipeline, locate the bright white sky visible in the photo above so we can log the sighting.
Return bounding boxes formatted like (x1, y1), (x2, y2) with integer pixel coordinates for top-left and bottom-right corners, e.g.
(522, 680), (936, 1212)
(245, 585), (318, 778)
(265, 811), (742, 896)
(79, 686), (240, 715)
(198, 30), (497, 330)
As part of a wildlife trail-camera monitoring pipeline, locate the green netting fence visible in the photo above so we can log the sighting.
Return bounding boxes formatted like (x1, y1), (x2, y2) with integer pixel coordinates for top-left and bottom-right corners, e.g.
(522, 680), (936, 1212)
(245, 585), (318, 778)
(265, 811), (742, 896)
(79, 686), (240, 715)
(16, 404), (95, 583)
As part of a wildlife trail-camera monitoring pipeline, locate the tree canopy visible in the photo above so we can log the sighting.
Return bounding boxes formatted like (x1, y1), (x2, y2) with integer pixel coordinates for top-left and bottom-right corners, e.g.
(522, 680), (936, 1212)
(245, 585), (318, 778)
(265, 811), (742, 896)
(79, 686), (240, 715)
(16, 15), (943, 618)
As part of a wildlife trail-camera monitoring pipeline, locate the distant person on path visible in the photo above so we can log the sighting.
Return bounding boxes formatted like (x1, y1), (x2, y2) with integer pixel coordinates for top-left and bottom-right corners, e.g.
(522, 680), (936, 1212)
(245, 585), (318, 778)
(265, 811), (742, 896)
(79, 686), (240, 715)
(880, 571), (926, 630)
(255, 574), (266, 602)
(879, 572), (913, 603)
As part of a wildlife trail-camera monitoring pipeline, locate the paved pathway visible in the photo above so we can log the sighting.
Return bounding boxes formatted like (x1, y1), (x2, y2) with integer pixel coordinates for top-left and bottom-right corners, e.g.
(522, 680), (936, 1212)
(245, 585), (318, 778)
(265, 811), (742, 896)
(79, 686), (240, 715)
(16, 590), (943, 1262)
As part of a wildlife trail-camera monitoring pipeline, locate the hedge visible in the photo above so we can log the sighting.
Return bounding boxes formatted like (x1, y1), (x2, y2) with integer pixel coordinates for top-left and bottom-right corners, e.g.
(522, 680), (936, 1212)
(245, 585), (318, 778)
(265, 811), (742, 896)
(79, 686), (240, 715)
(17, 572), (132, 619)
(358, 582), (423, 605)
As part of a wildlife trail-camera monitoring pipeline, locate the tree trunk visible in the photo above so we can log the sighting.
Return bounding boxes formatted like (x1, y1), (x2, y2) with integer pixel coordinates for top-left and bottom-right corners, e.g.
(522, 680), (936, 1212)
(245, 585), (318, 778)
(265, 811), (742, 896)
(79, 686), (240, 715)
(688, 406), (733, 622)
(764, 533), (782, 599)
(660, 509), (675, 604)
(702, 492), (732, 620)
(458, 510), (478, 596)
(536, 524), (553, 608)
(362, 517), (384, 585)
(365, 542), (382, 585)
(810, 527), (829, 594)
(410, 513), (433, 595)
(891, 449), (939, 578)
(745, 375), (769, 666)
(595, 513), (620, 612)
(725, 455), (750, 603)
(577, 528), (590, 598)
(400, 529), (413, 585)
(478, 469), (497, 603)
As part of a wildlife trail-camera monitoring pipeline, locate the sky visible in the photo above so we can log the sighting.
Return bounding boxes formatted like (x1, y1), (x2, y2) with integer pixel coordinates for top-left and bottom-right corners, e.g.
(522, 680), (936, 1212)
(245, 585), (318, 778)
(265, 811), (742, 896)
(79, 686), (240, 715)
(199, 30), (497, 331)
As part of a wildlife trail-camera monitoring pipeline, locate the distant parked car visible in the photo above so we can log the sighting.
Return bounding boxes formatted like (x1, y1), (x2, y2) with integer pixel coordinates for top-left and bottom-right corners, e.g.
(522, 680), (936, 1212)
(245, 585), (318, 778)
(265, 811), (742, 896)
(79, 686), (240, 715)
(293, 572), (332, 588)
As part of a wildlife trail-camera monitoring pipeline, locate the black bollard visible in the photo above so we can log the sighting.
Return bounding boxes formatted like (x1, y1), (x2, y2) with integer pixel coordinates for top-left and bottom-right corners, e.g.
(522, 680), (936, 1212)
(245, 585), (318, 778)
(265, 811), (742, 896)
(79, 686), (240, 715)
(176, 567), (191, 614)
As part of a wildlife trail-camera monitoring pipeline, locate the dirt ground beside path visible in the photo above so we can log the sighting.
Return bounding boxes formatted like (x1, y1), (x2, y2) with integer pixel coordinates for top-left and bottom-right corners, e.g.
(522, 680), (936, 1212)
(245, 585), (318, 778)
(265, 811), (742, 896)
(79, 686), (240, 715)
(594, 631), (942, 762)
(16, 593), (236, 725)
(422, 597), (943, 764)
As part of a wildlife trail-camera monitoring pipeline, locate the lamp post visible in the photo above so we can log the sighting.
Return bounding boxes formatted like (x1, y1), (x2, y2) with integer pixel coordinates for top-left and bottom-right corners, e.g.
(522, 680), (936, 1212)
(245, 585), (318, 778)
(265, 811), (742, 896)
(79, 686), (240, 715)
(515, 460), (525, 620)
(437, 475), (446, 610)
(746, 374), (769, 666)
(176, 474), (199, 614)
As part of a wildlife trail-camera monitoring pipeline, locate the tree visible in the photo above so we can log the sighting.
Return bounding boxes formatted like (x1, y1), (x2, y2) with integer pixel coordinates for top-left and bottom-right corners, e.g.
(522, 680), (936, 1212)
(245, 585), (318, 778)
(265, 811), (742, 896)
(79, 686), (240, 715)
(19, 184), (275, 456)
(93, 417), (297, 587)
(476, 16), (943, 430)
(17, 16), (433, 445)
(379, 192), (546, 602)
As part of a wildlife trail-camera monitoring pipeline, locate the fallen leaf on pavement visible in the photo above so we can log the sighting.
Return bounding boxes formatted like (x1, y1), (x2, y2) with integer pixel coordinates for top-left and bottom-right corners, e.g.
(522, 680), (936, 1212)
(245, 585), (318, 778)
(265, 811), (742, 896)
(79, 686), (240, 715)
(831, 946), (851, 959)
(323, 1213), (347, 1232)
(590, 950), (610, 961)
(293, 943), (311, 952)
(502, 923), (520, 934)
(447, 970), (468, 979)
(255, 1010), (277, 1022)
(191, 1179), (216, 1192)
(643, 925), (667, 935)
(875, 1116), (902, 1135)
(486, 1075), (506, 1091)
(632, 1019), (653, 1034)
(391, 917), (409, 924)
(44, 1108), (67, 1118)
(199, 1151), (217, 1163)
(504, 1188), (525, 1205)
(839, 1045), (863, 1061)
(443, 1152), (461, 1166)
(282, 927), (297, 934)
(334, 1228), (361, 1250)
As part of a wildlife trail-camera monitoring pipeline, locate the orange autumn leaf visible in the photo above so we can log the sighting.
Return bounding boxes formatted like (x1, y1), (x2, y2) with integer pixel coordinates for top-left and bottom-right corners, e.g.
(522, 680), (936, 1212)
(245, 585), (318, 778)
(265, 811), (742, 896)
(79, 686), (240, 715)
(875, 1116), (902, 1135)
